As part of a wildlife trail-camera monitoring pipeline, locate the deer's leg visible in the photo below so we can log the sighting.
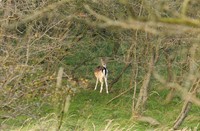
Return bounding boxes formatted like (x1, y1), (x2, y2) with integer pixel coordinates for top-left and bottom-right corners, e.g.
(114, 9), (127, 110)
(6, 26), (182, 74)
(94, 78), (98, 90)
(104, 77), (108, 94)
(100, 78), (104, 93)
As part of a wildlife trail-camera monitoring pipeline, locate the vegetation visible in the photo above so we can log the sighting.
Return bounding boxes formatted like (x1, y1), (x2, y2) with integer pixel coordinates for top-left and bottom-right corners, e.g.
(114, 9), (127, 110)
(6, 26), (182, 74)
(0, 0), (200, 130)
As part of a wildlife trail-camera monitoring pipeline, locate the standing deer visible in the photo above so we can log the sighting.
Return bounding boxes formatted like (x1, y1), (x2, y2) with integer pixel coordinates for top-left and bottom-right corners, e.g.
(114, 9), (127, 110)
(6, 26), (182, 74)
(94, 58), (108, 94)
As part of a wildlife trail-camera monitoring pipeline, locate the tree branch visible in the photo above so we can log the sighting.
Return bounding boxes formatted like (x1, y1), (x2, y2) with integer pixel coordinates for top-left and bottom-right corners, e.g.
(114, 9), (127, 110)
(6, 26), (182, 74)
(1, 0), (71, 30)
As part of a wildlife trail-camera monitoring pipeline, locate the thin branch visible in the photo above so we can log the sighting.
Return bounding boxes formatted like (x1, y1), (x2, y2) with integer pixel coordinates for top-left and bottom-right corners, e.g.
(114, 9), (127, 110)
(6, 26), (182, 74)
(1, 0), (71, 29)
(109, 63), (131, 89)
(84, 5), (200, 35)
(107, 88), (133, 105)
(137, 116), (160, 126)
(84, 5), (158, 34)
(153, 72), (200, 107)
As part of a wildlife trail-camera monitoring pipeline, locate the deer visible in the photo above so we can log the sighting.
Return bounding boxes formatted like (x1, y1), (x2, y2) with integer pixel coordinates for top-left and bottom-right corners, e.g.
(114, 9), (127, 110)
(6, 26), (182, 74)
(94, 58), (109, 94)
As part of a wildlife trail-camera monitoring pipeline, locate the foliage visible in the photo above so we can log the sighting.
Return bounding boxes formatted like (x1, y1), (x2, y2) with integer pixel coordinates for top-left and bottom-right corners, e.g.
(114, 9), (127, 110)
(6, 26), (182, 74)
(0, 0), (200, 130)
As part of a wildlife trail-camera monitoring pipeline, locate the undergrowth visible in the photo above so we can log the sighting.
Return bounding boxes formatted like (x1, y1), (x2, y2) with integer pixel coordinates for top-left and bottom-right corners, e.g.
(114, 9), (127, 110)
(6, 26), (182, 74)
(2, 87), (199, 131)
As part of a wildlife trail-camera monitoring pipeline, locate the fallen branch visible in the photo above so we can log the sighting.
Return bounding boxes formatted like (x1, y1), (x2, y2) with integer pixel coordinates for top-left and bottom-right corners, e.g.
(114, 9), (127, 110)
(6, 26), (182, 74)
(134, 116), (160, 126)
(107, 87), (133, 105)
(173, 101), (191, 130)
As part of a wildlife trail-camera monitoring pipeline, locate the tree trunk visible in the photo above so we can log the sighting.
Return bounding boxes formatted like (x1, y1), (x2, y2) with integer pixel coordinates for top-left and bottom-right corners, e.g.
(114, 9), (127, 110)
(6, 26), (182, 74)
(164, 52), (175, 103)
(133, 55), (154, 114)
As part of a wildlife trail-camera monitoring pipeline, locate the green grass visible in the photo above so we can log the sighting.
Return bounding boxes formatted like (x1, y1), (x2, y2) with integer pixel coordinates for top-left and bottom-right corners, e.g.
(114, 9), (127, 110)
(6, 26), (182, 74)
(62, 88), (199, 130)
(64, 90), (132, 130)
(1, 86), (200, 131)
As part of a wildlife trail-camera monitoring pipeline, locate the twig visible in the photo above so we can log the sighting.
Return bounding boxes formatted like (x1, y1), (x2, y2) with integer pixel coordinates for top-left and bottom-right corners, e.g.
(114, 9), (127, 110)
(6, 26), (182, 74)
(107, 88), (133, 104)
(103, 119), (113, 131)
(136, 116), (160, 126)
(71, 57), (95, 76)
(154, 72), (200, 106)
(1, 0), (71, 30)
(109, 63), (131, 89)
